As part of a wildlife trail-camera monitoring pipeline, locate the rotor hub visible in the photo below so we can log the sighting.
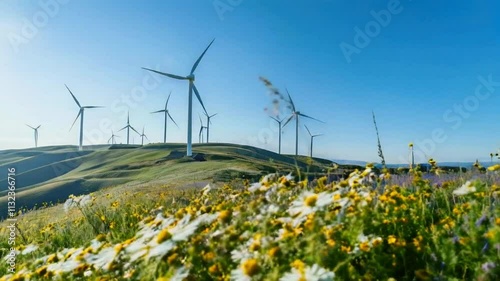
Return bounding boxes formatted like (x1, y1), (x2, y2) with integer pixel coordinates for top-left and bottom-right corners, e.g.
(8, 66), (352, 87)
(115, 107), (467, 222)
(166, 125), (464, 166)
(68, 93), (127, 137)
(187, 74), (195, 81)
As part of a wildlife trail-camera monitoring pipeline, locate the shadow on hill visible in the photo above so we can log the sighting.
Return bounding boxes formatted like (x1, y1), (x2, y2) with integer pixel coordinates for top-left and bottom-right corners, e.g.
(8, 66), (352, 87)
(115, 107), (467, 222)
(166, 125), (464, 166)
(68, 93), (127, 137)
(0, 177), (129, 220)
(0, 151), (93, 195)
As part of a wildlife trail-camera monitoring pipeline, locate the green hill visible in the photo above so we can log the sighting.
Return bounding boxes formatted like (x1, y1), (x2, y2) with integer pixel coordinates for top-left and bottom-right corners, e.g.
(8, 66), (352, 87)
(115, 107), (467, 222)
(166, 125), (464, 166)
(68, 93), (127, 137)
(0, 143), (355, 218)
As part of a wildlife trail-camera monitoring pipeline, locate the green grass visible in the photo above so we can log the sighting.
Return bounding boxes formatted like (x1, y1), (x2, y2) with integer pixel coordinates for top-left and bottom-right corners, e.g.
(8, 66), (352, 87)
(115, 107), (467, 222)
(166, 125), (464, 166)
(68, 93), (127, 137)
(0, 143), (347, 219)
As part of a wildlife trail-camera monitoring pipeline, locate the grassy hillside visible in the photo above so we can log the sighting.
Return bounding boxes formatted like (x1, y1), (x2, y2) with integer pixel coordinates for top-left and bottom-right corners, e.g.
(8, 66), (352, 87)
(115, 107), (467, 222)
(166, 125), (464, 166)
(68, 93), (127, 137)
(0, 143), (349, 218)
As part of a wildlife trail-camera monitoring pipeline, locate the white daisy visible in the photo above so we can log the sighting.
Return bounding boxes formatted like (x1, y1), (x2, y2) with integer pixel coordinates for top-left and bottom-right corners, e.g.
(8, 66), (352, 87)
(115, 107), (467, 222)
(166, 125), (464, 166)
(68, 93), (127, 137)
(453, 181), (476, 196)
(280, 264), (334, 281)
(170, 266), (190, 281)
(21, 244), (38, 255)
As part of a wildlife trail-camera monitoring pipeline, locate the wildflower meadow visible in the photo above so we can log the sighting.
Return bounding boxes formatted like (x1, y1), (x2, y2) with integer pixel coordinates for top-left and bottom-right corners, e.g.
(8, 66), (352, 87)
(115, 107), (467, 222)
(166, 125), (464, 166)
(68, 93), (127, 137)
(1, 163), (499, 280)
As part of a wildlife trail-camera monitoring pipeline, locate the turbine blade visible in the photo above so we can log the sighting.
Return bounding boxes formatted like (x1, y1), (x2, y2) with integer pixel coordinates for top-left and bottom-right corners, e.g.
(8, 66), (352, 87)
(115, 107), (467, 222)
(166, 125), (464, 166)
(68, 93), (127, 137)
(142, 67), (187, 80)
(69, 110), (82, 131)
(304, 125), (312, 136)
(191, 38), (215, 74)
(26, 124), (35, 130)
(168, 113), (179, 128)
(192, 84), (208, 115)
(82, 106), (104, 109)
(298, 113), (324, 123)
(108, 136), (112, 143)
(65, 84), (81, 108)
(118, 125), (128, 132)
(209, 113), (217, 124)
(165, 91), (172, 110)
(270, 116), (280, 123)
(36, 125), (41, 129)
(282, 115), (295, 128)
(130, 126), (141, 135)
(313, 134), (323, 137)
(151, 110), (165, 114)
(145, 135), (150, 141)
(285, 88), (296, 112)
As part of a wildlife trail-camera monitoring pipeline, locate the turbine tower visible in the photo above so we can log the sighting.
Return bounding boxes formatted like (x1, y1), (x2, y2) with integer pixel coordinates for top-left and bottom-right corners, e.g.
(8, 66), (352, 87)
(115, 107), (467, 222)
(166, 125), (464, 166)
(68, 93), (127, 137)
(139, 126), (149, 146)
(26, 124), (41, 148)
(270, 117), (283, 154)
(118, 112), (140, 145)
(108, 130), (119, 145)
(283, 89), (324, 156)
(304, 125), (323, 158)
(199, 115), (207, 143)
(142, 39), (214, 156)
(204, 112), (217, 143)
(66, 84), (104, 151)
(151, 91), (178, 143)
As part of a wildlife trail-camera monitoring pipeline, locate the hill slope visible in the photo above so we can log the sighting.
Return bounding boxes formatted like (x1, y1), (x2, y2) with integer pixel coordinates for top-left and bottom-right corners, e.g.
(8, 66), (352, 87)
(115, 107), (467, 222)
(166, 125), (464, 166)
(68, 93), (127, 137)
(0, 143), (349, 217)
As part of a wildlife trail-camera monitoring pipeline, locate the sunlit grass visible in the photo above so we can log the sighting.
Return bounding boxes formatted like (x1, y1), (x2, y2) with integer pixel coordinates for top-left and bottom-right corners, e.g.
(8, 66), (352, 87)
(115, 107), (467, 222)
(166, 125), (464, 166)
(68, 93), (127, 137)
(1, 164), (499, 280)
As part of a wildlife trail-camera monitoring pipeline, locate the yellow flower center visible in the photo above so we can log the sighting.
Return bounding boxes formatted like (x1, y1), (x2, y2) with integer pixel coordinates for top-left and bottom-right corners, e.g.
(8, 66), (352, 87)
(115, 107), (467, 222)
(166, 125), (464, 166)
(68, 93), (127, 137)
(304, 194), (318, 207)
(156, 229), (172, 244)
(242, 259), (260, 276)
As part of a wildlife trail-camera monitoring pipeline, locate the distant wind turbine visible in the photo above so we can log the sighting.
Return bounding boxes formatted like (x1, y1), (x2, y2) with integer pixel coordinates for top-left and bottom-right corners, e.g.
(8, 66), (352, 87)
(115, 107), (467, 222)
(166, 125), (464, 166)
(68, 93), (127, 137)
(139, 126), (149, 146)
(304, 125), (323, 158)
(142, 39), (215, 156)
(270, 117), (283, 154)
(26, 124), (41, 148)
(118, 112), (140, 145)
(283, 89), (324, 156)
(151, 91), (178, 143)
(204, 112), (217, 143)
(108, 130), (119, 145)
(199, 115), (207, 143)
(66, 84), (104, 151)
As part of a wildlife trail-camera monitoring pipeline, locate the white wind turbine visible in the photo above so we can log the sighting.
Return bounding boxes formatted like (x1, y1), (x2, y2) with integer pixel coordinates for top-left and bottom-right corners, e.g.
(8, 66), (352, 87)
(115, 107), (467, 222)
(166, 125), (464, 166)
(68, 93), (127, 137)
(204, 112), (217, 143)
(283, 89), (324, 156)
(270, 116), (283, 154)
(66, 84), (104, 151)
(139, 126), (149, 146)
(26, 124), (41, 148)
(142, 39), (215, 156)
(118, 112), (140, 145)
(304, 125), (323, 158)
(108, 130), (119, 145)
(151, 91), (178, 143)
(198, 115), (207, 143)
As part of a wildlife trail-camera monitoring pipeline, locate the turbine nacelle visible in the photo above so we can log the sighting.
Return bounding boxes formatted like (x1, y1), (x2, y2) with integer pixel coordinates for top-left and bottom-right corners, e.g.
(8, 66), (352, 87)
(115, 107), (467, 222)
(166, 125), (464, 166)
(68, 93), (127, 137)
(186, 74), (195, 81)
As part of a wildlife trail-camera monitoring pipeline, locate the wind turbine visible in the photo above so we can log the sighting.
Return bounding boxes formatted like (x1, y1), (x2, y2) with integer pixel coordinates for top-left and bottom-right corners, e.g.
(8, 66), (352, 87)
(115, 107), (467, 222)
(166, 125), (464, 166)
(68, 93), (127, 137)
(304, 125), (323, 158)
(26, 124), (41, 148)
(199, 115), (207, 143)
(139, 126), (149, 146)
(66, 84), (104, 151)
(151, 91), (178, 143)
(204, 112), (217, 143)
(118, 112), (140, 145)
(283, 89), (324, 156)
(270, 117), (283, 154)
(142, 39), (215, 156)
(108, 130), (119, 145)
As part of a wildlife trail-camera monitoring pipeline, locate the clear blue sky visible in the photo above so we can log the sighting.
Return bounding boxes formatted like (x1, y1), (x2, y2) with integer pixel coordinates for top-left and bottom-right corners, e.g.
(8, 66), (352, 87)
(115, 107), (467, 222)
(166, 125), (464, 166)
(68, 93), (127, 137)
(0, 0), (499, 163)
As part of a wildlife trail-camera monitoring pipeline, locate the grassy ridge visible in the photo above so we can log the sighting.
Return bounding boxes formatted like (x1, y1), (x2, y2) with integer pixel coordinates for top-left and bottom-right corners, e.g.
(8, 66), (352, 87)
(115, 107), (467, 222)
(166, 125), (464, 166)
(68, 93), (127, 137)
(0, 144), (343, 219)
